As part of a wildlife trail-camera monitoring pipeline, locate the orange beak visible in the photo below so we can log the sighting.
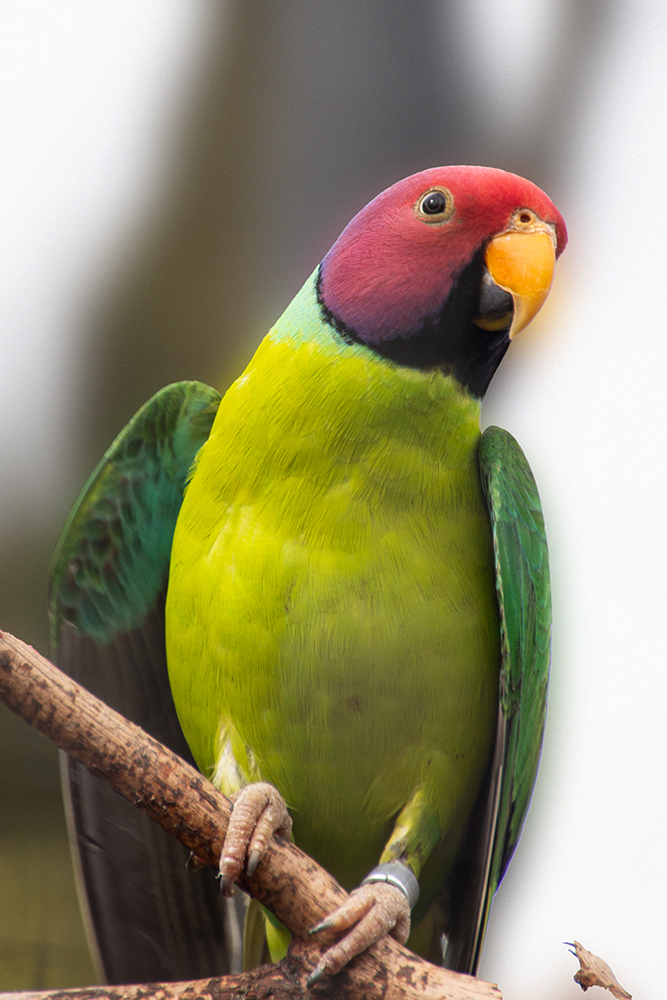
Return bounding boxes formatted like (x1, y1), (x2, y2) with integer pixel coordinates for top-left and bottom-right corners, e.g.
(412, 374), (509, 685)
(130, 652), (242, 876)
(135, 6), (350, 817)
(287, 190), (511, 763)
(484, 228), (556, 339)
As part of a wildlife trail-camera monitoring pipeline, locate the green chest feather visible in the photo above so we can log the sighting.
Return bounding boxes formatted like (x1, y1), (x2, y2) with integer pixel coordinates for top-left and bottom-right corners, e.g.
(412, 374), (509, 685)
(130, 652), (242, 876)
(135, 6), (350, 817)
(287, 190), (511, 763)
(166, 305), (500, 886)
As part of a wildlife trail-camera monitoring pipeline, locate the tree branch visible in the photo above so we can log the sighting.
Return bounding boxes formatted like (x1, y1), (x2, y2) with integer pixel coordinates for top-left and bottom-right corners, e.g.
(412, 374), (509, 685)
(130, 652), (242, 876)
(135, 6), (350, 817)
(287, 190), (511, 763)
(0, 629), (501, 1000)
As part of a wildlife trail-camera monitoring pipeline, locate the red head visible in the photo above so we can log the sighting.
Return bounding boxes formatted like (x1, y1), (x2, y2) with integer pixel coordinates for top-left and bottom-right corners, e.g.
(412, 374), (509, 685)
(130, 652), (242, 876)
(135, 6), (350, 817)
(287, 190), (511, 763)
(318, 166), (567, 396)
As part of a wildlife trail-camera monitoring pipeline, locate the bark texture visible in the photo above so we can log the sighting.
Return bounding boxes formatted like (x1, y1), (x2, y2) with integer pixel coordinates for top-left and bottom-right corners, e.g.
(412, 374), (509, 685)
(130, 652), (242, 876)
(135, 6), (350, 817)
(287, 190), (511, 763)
(0, 630), (501, 1000)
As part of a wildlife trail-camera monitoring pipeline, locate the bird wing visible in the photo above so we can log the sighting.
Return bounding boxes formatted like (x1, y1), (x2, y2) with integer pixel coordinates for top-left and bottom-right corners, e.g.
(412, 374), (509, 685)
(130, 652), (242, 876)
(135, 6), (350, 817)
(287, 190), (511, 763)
(444, 424), (551, 974)
(49, 381), (244, 983)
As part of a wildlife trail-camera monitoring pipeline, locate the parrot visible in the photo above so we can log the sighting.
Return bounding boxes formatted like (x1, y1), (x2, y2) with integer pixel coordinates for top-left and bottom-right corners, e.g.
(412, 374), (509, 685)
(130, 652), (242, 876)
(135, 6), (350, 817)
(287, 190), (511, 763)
(49, 165), (566, 986)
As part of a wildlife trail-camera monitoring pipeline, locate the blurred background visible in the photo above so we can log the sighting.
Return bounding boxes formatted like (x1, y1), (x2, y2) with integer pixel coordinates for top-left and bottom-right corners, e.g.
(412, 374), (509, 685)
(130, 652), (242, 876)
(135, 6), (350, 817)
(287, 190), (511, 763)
(1, 1), (665, 997)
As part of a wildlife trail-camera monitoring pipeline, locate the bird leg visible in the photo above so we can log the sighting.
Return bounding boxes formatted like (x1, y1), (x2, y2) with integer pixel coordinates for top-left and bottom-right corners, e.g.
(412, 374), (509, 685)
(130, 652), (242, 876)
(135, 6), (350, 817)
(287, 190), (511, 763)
(220, 784), (418, 984)
(307, 861), (417, 985)
(219, 782), (292, 896)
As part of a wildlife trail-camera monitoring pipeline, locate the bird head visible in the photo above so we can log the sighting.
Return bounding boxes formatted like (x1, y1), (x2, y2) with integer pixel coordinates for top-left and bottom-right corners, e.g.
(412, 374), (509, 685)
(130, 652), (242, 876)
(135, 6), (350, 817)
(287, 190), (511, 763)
(318, 166), (567, 397)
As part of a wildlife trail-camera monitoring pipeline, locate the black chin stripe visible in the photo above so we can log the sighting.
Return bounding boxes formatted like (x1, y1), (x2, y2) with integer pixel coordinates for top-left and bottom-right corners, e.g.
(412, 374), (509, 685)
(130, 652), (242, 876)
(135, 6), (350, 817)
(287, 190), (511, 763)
(316, 254), (512, 398)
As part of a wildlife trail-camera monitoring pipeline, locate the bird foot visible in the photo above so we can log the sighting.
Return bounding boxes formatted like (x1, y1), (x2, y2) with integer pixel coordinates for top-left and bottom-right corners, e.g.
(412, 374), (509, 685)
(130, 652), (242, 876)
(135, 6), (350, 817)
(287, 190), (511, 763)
(307, 881), (410, 985)
(219, 782), (292, 896)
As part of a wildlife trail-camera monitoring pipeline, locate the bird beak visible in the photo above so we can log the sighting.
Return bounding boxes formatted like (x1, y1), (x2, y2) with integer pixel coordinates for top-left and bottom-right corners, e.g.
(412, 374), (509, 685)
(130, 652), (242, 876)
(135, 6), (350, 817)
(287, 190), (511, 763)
(484, 227), (556, 339)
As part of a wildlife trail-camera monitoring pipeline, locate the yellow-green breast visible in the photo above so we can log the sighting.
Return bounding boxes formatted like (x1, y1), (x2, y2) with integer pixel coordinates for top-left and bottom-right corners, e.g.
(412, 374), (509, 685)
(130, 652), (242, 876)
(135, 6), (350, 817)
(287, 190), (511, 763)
(166, 276), (500, 891)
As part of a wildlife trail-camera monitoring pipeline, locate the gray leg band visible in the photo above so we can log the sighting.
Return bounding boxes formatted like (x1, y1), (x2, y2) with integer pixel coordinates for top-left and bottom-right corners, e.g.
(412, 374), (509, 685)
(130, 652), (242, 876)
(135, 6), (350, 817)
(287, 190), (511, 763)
(360, 861), (420, 910)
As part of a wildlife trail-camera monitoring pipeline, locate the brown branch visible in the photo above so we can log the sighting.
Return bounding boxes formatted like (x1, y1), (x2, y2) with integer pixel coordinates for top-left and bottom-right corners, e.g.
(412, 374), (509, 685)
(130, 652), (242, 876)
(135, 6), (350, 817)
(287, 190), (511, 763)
(0, 629), (501, 1000)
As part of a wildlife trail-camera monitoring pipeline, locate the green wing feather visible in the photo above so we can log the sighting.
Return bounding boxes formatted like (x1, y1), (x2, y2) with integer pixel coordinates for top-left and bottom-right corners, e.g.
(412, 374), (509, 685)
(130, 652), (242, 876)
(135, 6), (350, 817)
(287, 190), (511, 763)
(50, 381), (221, 645)
(48, 382), (247, 984)
(444, 425), (551, 974)
(482, 425), (551, 879)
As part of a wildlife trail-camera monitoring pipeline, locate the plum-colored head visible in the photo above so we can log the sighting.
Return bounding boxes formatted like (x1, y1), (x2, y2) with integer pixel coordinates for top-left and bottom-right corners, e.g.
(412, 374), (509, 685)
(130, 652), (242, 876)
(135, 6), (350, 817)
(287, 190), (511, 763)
(318, 166), (567, 396)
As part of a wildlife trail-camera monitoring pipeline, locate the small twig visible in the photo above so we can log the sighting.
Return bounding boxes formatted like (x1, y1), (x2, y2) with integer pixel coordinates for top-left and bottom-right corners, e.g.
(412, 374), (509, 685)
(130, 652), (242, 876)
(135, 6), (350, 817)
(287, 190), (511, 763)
(0, 629), (501, 1000)
(566, 941), (632, 999)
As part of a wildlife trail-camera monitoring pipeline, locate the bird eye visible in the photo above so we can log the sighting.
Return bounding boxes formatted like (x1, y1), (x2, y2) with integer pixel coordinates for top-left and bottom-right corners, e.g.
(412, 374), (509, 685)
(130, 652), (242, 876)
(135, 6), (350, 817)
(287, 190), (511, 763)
(414, 187), (453, 224)
(421, 191), (447, 214)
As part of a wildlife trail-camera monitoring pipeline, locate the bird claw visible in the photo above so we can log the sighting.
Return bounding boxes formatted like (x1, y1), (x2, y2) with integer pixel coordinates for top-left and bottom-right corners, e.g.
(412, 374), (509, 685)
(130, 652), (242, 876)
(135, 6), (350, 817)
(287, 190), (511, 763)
(308, 916), (335, 935)
(219, 874), (238, 897)
(306, 957), (332, 988)
(219, 784), (410, 982)
(307, 881), (410, 984)
(246, 848), (262, 877)
(186, 851), (207, 872)
(218, 782), (292, 894)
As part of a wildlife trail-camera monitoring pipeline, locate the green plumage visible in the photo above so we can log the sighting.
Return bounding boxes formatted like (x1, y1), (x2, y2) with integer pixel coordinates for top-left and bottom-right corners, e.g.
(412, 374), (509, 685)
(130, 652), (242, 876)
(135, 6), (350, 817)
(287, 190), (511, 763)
(49, 311), (551, 973)
(444, 427), (550, 971)
(49, 191), (555, 978)
(48, 381), (238, 985)
(167, 279), (500, 909)
(50, 381), (221, 645)
(480, 427), (551, 875)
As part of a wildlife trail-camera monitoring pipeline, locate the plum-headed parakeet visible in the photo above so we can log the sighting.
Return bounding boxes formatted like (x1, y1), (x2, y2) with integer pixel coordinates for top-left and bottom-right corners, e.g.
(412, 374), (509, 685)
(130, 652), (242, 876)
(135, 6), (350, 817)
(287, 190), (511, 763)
(50, 165), (566, 984)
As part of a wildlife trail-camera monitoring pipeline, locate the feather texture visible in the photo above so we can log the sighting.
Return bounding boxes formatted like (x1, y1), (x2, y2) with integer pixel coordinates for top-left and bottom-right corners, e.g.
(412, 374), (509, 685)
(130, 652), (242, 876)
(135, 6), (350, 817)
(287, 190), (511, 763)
(444, 427), (551, 972)
(50, 165), (564, 979)
(167, 281), (500, 907)
(50, 382), (245, 984)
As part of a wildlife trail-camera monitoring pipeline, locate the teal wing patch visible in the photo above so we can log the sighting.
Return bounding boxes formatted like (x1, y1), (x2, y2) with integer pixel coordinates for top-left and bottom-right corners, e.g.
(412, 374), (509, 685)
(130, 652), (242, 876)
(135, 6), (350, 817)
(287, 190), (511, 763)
(48, 381), (247, 985)
(444, 425), (551, 975)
